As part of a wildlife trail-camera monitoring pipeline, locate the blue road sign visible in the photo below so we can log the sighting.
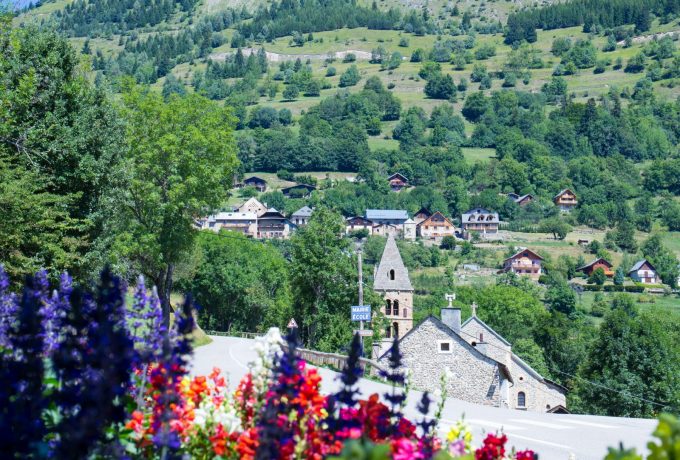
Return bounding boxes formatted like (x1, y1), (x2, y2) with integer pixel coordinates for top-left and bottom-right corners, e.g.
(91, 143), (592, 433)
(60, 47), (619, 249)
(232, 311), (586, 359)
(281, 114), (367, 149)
(351, 305), (371, 322)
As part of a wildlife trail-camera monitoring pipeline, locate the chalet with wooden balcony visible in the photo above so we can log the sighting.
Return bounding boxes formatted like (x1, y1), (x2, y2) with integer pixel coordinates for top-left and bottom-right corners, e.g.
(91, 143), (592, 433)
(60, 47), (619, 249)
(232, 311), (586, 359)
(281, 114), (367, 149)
(387, 173), (409, 192)
(553, 189), (578, 212)
(577, 258), (614, 277)
(417, 211), (456, 240)
(501, 248), (543, 279)
(257, 209), (295, 239)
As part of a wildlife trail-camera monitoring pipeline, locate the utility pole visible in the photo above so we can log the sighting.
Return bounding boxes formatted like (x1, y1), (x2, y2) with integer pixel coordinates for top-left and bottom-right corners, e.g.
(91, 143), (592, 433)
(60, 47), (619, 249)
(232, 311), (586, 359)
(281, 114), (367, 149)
(357, 243), (365, 356)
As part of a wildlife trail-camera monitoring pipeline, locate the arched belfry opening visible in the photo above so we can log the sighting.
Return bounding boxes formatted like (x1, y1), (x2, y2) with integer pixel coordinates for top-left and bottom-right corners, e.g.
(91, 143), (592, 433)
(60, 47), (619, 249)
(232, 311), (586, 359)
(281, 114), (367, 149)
(389, 269), (395, 280)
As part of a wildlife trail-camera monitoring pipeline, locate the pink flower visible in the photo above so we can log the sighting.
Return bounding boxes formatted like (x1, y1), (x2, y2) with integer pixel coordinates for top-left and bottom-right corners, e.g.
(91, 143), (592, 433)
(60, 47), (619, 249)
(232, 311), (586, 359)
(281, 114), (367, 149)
(449, 439), (467, 457)
(392, 438), (423, 460)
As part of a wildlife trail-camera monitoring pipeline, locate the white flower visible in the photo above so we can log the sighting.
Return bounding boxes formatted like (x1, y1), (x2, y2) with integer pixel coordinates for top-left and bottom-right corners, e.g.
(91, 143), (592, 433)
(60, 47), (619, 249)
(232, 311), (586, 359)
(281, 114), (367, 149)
(193, 407), (208, 428)
(444, 367), (455, 381)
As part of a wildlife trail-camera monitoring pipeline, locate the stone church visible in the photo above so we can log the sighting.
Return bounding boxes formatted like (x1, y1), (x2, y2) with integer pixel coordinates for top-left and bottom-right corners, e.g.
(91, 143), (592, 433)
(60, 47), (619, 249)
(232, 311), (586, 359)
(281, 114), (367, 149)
(374, 288), (567, 412)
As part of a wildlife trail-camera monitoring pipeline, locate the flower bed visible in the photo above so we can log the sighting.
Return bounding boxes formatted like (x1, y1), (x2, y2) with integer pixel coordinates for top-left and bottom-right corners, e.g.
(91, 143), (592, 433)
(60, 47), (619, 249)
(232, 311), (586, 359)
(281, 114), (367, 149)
(0, 267), (678, 459)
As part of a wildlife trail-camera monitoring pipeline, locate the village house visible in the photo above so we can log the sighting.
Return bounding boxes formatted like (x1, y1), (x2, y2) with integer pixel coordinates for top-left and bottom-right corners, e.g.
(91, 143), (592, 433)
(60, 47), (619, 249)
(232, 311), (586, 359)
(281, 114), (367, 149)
(345, 216), (374, 235)
(238, 197), (268, 216)
(501, 248), (543, 279)
(281, 183), (316, 198)
(372, 223), (402, 238)
(257, 209), (295, 239)
(628, 260), (660, 284)
(377, 298), (567, 412)
(413, 207), (432, 225)
(553, 189), (578, 212)
(201, 212), (258, 237)
(290, 206), (313, 227)
(577, 258), (614, 277)
(364, 209), (415, 240)
(514, 194), (534, 206)
(373, 235), (414, 357)
(387, 172), (409, 192)
(461, 208), (500, 240)
(417, 211), (456, 240)
(242, 176), (267, 192)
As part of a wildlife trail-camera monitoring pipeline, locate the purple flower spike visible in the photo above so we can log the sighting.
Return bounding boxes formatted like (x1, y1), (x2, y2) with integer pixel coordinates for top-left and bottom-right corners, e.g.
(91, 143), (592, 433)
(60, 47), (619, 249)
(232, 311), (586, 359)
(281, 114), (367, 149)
(0, 265), (17, 349)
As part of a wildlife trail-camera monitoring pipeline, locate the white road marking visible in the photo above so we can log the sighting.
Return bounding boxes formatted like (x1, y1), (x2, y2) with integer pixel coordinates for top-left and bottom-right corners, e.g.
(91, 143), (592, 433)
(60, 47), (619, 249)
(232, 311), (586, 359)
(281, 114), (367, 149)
(558, 419), (617, 429)
(509, 418), (573, 430)
(228, 342), (249, 370)
(504, 433), (572, 450)
(465, 418), (527, 431)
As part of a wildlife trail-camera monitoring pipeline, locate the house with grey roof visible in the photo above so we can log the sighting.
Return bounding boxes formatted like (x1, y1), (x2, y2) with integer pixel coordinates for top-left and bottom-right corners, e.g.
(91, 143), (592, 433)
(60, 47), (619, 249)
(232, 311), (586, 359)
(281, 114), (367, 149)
(365, 209), (409, 225)
(628, 259), (660, 284)
(377, 297), (567, 412)
(291, 206), (313, 226)
(201, 212), (258, 237)
(461, 208), (500, 240)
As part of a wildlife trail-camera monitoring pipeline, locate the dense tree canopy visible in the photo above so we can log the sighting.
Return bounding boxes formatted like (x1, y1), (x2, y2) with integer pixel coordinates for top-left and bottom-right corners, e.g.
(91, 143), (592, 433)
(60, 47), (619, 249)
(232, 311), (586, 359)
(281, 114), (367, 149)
(107, 84), (238, 323)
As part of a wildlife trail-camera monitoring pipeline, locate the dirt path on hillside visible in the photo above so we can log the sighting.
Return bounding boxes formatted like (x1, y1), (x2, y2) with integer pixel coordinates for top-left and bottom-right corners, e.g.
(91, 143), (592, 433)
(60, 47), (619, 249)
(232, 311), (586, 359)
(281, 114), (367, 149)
(617, 30), (680, 45)
(210, 47), (373, 62)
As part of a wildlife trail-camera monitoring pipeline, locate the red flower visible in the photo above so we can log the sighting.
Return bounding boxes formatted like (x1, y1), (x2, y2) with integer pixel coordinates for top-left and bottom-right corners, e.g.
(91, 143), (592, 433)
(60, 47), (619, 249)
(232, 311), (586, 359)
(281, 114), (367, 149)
(475, 433), (508, 460)
(236, 427), (259, 460)
(516, 449), (536, 460)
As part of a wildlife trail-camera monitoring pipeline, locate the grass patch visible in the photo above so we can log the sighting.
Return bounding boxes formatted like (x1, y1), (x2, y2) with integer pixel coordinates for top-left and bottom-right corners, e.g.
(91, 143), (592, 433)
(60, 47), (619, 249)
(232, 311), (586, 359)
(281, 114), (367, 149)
(462, 147), (495, 163)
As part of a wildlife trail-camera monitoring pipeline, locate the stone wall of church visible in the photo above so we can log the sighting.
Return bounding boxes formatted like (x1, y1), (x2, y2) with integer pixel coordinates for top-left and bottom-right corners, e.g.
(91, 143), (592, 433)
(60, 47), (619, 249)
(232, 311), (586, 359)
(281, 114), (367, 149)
(510, 359), (566, 412)
(380, 319), (503, 407)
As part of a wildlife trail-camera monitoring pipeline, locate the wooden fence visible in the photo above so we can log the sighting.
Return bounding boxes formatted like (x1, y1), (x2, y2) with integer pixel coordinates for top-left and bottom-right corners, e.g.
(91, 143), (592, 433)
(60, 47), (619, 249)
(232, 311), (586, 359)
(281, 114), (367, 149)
(291, 346), (387, 377)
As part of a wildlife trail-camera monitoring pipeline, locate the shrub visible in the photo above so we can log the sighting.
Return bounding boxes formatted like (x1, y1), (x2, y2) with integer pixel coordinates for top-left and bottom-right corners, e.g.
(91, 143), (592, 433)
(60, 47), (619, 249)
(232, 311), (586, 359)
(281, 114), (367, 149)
(326, 66), (337, 77)
(624, 285), (645, 293)
(342, 53), (356, 63)
(339, 65), (361, 87)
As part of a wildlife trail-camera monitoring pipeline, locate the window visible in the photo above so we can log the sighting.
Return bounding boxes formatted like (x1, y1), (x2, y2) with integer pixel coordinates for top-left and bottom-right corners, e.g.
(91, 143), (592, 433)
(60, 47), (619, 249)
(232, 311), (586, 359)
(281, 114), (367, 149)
(393, 300), (399, 314)
(385, 299), (392, 316)
(479, 333), (484, 342)
(389, 269), (395, 280)
(517, 392), (526, 407)
(403, 308), (407, 318)
(385, 326), (391, 339)
(393, 322), (399, 338)
(438, 340), (452, 353)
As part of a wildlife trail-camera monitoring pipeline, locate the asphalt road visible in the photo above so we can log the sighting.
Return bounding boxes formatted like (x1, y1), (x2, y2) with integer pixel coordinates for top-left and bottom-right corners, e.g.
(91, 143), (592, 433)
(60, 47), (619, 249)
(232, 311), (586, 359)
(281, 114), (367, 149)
(191, 336), (656, 460)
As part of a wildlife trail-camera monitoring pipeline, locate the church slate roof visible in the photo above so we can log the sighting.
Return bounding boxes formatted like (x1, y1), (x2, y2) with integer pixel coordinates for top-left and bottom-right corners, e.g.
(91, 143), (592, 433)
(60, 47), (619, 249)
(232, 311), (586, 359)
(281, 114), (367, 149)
(373, 234), (413, 291)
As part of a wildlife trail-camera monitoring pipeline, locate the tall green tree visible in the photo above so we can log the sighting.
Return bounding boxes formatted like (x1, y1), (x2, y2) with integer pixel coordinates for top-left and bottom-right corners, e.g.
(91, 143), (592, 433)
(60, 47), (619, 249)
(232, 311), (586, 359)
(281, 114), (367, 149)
(188, 231), (292, 332)
(0, 21), (124, 277)
(110, 84), (238, 324)
(0, 156), (84, 279)
(574, 296), (680, 416)
(289, 207), (380, 351)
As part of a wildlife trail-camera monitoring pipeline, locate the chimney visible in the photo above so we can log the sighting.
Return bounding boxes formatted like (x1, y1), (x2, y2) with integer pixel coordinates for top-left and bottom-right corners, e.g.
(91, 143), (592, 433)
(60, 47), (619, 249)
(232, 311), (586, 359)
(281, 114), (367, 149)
(441, 308), (461, 335)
